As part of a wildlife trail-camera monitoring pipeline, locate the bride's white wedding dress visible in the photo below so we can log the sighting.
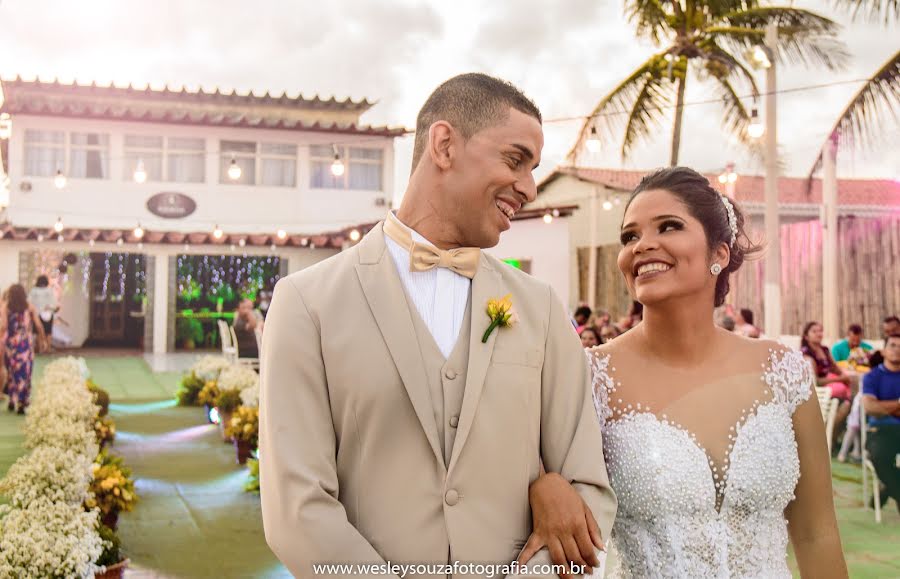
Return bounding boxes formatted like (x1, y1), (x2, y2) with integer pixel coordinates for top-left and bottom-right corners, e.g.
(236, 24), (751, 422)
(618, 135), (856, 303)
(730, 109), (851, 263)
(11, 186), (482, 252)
(586, 345), (813, 578)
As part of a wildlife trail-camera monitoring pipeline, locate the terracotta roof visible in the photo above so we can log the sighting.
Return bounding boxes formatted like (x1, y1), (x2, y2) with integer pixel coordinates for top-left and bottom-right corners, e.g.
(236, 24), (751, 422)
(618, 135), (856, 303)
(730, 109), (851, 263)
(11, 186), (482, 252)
(0, 222), (378, 250)
(539, 166), (900, 208)
(0, 76), (409, 137)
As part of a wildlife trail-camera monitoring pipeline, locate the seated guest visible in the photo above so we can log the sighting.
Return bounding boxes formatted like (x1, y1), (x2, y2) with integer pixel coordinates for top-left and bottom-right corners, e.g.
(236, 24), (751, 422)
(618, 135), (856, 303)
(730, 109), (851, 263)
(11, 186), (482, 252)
(862, 333), (900, 511)
(579, 326), (601, 349)
(832, 323), (873, 366)
(735, 308), (761, 338)
(233, 298), (264, 358)
(572, 305), (592, 334)
(869, 316), (900, 368)
(801, 321), (854, 442)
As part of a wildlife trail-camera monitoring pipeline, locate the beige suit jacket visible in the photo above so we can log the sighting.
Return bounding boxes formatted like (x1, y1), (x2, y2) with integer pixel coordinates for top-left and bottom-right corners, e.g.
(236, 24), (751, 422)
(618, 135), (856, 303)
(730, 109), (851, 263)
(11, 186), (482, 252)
(259, 223), (616, 577)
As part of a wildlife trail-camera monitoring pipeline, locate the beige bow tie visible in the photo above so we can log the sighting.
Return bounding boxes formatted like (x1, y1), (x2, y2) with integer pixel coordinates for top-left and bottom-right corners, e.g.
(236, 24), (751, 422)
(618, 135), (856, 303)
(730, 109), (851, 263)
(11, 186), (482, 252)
(383, 216), (480, 279)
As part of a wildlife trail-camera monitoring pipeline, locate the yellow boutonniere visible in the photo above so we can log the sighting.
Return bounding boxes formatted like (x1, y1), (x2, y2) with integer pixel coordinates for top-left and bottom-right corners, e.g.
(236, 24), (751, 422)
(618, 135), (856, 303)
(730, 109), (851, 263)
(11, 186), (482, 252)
(482, 294), (517, 343)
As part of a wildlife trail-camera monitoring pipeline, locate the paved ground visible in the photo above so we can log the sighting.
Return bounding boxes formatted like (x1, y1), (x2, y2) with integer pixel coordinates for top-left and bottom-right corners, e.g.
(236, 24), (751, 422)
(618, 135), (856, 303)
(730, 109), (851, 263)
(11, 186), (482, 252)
(1, 352), (898, 578)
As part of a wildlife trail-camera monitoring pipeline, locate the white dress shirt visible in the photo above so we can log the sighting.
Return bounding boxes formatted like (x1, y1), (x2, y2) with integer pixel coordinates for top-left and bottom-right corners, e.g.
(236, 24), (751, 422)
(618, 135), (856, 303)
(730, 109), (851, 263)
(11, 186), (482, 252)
(384, 213), (471, 359)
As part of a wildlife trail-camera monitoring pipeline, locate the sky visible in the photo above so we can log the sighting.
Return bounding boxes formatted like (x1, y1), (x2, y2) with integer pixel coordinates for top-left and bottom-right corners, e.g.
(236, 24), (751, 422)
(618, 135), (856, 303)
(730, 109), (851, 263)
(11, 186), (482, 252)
(1, 0), (896, 204)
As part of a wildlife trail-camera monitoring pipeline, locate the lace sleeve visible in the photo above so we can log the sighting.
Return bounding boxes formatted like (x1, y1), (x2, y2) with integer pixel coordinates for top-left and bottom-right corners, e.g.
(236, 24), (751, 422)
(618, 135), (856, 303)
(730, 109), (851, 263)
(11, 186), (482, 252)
(585, 348), (614, 429)
(765, 347), (815, 414)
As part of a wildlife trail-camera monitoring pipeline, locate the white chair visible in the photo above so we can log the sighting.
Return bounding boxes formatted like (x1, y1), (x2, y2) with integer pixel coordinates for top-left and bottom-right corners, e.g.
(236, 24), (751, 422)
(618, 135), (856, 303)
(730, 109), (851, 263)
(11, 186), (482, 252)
(860, 402), (883, 523)
(815, 386), (840, 454)
(218, 320), (237, 362)
(230, 325), (259, 370)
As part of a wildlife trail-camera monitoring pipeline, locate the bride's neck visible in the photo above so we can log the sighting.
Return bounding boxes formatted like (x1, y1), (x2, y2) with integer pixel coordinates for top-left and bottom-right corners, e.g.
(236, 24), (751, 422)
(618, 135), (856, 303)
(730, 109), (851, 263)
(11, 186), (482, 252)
(637, 298), (720, 367)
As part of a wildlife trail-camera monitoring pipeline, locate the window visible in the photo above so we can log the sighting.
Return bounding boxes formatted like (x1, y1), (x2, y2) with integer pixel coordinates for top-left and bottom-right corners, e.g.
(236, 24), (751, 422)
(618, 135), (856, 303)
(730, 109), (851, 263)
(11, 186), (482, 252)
(24, 130), (65, 177)
(310, 145), (383, 190)
(166, 137), (205, 183)
(70, 132), (109, 179)
(260, 143), (297, 187)
(220, 140), (256, 185)
(124, 135), (163, 182)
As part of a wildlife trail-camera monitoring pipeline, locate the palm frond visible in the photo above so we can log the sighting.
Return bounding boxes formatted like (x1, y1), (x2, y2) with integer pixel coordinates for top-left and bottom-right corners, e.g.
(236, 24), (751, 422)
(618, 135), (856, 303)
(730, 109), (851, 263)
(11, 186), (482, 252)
(807, 49), (900, 177)
(621, 76), (675, 159)
(623, 0), (671, 42)
(716, 7), (850, 71)
(829, 0), (900, 25)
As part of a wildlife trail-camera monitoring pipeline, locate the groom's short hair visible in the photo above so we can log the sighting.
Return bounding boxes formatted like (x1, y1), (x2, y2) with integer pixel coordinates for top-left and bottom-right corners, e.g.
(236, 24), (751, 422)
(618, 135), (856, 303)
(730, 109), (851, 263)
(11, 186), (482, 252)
(411, 73), (541, 172)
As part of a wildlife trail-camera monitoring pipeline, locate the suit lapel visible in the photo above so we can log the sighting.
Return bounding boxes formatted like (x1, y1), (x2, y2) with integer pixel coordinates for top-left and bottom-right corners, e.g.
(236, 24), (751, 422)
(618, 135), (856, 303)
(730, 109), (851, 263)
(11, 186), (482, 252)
(448, 255), (503, 473)
(355, 224), (445, 469)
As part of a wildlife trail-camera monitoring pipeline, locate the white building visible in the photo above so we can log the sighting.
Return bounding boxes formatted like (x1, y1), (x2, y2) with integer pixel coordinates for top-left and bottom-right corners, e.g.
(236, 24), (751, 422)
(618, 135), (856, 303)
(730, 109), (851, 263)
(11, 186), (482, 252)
(0, 77), (404, 353)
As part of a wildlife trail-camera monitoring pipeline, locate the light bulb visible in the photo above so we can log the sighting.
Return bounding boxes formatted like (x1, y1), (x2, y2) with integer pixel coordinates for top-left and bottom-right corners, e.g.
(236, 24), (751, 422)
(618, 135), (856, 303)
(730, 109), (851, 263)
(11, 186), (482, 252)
(331, 153), (345, 177)
(227, 158), (242, 180)
(116, 238), (124, 246)
(349, 229), (361, 242)
(53, 217), (64, 233)
(133, 223), (144, 239)
(88, 239), (95, 247)
(276, 229), (287, 240)
(718, 174), (728, 184)
(728, 172), (738, 184)
(613, 196), (622, 206)
(552, 208), (560, 217)
(543, 213), (553, 224)
(748, 108), (764, 139)
(238, 238), (246, 247)
(133, 160), (147, 183)
(37, 234), (45, 242)
(586, 125), (602, 153)
(54, 170), (67, 189)
(213, 225), (223, 239)
(602, 200), (614, 211)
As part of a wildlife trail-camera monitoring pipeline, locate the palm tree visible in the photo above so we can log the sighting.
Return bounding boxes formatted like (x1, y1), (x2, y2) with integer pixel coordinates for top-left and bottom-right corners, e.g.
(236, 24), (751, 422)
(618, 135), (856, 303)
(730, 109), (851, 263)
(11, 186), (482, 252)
(808, 0), (899, 176)
(569, 1), (849, 166)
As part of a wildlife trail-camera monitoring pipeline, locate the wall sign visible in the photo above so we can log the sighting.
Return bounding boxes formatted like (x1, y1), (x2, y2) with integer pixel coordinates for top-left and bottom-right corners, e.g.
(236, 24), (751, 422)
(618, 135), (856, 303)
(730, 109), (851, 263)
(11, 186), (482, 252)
(146, 193), (197, 219)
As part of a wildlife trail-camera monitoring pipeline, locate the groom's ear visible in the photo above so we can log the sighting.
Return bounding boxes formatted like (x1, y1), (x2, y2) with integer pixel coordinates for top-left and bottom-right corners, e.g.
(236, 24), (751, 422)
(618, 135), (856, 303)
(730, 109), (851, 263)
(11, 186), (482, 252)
(428, 121), (456, 171)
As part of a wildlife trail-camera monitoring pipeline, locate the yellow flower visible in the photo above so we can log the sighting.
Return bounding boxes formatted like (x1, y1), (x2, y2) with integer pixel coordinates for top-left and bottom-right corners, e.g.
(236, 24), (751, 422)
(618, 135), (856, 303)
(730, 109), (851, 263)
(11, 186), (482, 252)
(482, 294), (516, 343)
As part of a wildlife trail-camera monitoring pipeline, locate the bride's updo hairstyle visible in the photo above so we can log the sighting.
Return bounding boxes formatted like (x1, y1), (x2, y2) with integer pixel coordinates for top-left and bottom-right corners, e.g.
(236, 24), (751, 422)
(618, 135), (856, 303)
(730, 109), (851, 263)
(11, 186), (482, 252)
(624, 167), (763, 307)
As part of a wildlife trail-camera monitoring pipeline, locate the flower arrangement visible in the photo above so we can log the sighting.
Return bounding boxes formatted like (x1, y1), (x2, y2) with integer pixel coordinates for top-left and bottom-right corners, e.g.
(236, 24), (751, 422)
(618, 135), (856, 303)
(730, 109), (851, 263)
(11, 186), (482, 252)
(239, 383), (259, 408)
(96, 523), (124, 567)
(214, 388), (243, 414)
(191, 355), (231, 382)
(225, 406), (259, 446)
(176, 371), (206, 406)
(0, 497), (103, 578)
(86, 461), (137, 519)
(245, 458), (260, 493)
(217, 364), (259, 392)
(24, 414), (99, 455)
(197, 381), (221, 407)
(87, 379), (111, 416)
(94, 415), (117, 447)
(0, 446), (93, 509)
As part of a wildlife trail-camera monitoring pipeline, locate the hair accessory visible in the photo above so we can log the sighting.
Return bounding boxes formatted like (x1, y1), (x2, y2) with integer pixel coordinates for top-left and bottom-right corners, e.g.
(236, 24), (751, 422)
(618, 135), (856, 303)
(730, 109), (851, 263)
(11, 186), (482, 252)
(720, 194), (738, 246)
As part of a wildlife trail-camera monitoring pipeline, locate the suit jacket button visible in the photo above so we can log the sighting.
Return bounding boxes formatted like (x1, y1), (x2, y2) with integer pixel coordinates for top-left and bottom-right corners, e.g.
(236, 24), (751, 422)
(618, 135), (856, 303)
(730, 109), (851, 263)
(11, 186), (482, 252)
(445, 489), (459, 506)
(444, 369), (457, 380)
(449, 415), (459, 428)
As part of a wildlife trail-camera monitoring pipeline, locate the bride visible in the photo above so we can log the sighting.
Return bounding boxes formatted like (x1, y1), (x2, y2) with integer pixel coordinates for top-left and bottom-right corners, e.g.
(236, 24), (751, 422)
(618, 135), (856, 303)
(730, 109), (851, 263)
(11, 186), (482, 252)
(526, 167), (847, 578)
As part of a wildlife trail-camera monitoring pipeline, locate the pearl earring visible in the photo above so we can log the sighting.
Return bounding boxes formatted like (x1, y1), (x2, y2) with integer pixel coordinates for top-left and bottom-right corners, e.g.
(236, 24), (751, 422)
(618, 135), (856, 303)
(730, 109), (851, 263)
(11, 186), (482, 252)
(710, 263), (723, 276)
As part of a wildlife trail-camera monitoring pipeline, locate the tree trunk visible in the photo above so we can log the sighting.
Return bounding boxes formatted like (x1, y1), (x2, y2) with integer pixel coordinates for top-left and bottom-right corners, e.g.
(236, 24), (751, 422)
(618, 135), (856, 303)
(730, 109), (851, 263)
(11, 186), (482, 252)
(670, 75), (686, 166)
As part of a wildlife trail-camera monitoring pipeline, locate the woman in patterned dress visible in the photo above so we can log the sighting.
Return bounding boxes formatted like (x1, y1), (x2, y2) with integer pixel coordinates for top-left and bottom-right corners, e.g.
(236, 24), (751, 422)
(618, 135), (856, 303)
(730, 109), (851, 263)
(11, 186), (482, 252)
(1, 283), (46, 414)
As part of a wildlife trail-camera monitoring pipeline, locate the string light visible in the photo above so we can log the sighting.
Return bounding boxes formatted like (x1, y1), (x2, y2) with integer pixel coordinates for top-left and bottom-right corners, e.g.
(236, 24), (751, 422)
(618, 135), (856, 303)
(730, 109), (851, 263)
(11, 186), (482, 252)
(53, 217), (64, 233)
(543, 212), (553, 224)
(54, 170), (67, 189)
(276, 229), (287, 240)
(552, 209), (560, 217)
(602, 199), (614, 211)
(330, 146), (345, 177)
(116, 238), (124, 246)
(585, 125), (602, 153)
(133, 159), (147, 183)
(227, 156), (242, 181)
(213, 225), (223, 239)
(133, 222), (144, 239)
(238, 238), (246, 247)
(349, 229), (360, 242)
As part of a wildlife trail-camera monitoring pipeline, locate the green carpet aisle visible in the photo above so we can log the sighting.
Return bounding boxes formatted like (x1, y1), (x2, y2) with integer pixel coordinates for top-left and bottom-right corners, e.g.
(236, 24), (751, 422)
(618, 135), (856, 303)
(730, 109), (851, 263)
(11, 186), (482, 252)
(1, 353), (899, 577)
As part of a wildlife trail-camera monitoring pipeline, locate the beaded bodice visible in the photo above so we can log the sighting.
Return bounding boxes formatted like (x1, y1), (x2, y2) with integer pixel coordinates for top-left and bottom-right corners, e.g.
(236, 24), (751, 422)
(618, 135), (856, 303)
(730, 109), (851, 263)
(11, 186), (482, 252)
(586, 346), (813, 579)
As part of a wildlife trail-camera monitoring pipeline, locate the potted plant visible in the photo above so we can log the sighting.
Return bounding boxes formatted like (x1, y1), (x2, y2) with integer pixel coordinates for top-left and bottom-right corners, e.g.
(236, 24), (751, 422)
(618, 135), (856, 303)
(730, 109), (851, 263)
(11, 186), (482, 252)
(225, 406), (259, 465)
(94, 523), (130, 579)
(176, 317), (203, 350)
(86, 451), (137, 531)
(213, 388), (242, 443)
(176, 371), (206, 406)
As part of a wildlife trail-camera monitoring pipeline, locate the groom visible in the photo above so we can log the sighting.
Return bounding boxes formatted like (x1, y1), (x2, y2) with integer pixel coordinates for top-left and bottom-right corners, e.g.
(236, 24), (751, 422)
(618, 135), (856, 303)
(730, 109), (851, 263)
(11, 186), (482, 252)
(260, 73), (616, 578)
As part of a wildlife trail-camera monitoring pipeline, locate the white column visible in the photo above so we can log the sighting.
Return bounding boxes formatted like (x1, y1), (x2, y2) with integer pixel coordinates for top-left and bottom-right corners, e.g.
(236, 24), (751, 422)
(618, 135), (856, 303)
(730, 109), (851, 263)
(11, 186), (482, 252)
(152, 252), (169, 354)
(822, 133), (839, 343)
(587, 188), (598, 310)
(763, 23), (781, 339)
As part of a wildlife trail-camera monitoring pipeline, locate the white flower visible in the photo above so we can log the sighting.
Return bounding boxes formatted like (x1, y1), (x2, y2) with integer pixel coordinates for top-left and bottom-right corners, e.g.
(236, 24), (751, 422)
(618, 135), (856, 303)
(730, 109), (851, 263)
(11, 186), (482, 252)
(191, 355), (231, 382)
(218, 364), (259, 392)
(240, 384), (260, 408)
(0, 498), (103, 578)
(0, 446), (94, 509)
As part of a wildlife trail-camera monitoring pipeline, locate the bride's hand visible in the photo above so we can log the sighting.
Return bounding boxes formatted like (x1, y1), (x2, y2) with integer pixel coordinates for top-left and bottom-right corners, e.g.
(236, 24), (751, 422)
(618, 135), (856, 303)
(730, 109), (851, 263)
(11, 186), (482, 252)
(518, 472), (604, 577)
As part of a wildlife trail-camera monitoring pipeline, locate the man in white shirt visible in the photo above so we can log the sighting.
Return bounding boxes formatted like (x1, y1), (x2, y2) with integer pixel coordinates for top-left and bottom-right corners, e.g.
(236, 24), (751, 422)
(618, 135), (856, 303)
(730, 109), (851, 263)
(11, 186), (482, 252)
(260, 73), (616, 578)
(28, 275), (57, 350)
